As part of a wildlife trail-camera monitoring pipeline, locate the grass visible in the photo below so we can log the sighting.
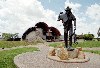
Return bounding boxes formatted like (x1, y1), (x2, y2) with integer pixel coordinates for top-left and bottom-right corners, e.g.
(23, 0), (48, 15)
(84, 50), (100, 55)
(49, 42), (64, 47)
(0, 47), (39, 68)
(0, 41), (39, 48)
(49, 41), (100, 55)
(49, 41), (100, 48)
(73, 41), (100, 48)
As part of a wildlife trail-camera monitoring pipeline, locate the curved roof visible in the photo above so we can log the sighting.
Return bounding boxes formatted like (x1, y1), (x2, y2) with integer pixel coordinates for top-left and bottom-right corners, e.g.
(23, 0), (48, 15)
(22, 27), (36, 40)
(22, 22), (61, 40)
(35, 22), (49, 33)
(49, 27), (61, 36)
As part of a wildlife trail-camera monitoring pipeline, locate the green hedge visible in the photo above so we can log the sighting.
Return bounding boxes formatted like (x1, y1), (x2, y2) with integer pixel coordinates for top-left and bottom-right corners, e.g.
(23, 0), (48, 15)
(83, 34), (94, 40)
(97, 38), (100, 41)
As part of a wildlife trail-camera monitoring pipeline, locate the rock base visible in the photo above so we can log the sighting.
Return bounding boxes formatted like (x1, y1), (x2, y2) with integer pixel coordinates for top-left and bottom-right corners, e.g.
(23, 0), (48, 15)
(48, 47), (90, 63)
(47, 55), (90, 63)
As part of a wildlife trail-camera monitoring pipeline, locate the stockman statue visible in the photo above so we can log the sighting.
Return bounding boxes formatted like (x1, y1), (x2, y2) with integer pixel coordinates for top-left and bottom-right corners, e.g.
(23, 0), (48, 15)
(97, 27), (100, 38)
(57, 6), (76, 51)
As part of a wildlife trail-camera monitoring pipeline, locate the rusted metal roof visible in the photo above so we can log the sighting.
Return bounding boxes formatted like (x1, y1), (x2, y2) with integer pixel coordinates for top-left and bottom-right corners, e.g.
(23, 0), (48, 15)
(22, 22), (61, 40)
(35, 22), (49, 33)
(49, 27), (61, 36)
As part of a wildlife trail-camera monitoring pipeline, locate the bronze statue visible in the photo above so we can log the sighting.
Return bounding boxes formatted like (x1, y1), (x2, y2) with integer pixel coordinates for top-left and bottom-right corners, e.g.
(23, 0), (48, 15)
(57, 6), (76, 51)
(97, 27), (100, 38)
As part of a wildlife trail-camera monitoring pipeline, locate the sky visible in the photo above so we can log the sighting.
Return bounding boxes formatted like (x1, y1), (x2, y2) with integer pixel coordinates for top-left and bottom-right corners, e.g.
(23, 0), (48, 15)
(0, 0), (100, 37)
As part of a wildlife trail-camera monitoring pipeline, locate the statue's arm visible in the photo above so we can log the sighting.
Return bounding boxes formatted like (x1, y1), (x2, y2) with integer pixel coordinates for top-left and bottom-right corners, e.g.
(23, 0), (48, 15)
(97, 28), (100, 35)
(57, 14), (61, 21)
(57, 12), (63, 21)
(71, 14), (76, 30)
(74, 19), (76, 30)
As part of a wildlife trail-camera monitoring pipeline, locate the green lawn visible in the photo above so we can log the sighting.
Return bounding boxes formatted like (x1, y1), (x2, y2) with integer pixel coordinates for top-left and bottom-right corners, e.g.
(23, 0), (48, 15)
(0, 47), (39, 68)
(73, 41), (100, 48)
(49, 41), (100, 55)
(49, 42), (64, 47)
(0, 41), (39, 48)
(49, 41), (100, 48)
(84, 50), (100, 55)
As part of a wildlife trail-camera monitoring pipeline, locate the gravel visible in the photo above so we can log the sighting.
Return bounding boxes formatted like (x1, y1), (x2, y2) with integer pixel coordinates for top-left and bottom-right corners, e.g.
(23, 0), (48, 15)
(14, 44), (100, 68)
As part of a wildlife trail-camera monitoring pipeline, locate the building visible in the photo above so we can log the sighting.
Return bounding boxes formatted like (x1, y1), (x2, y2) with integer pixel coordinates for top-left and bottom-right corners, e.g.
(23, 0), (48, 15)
(22, 22), (61, 42)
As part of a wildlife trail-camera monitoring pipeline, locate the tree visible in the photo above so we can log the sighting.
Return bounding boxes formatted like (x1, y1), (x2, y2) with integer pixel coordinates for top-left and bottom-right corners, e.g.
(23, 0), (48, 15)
(2, 33), (19, 41)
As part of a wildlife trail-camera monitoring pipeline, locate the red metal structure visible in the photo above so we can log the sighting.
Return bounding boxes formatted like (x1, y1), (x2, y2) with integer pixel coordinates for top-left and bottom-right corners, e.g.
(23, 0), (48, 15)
(22, 22), (61, 41)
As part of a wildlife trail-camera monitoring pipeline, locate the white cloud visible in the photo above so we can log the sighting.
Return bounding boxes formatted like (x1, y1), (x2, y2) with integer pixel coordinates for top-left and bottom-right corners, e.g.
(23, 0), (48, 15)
(0, 0), (99, 38)
(0, 0), (62, 37)
(65, 0), (81, 12)
(85, 3), (100, 37)
(86, 3), (100, 21)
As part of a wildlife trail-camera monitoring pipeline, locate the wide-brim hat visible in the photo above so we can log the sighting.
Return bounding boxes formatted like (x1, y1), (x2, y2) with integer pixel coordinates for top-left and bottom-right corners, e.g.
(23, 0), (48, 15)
(65, 6), (71, 11)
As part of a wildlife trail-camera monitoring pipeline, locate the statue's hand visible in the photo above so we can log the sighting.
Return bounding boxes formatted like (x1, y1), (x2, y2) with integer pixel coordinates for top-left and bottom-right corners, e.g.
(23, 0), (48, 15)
(57, 19), (60, 21)
(63, 23), (65, 26)
(74, 26), (76, 30)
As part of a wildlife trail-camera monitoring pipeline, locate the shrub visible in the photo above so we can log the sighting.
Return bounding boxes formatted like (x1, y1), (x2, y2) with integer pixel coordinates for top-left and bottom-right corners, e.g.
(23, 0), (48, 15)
(97, 38), (100, 41)
(76, 35), (84, 39)
(83, 34), (94, 40)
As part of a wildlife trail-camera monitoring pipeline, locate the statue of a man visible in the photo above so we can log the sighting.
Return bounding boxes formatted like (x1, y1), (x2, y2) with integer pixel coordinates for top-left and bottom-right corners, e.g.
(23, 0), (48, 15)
(57, 6), (76, 51)
(97, 27), (100, 37)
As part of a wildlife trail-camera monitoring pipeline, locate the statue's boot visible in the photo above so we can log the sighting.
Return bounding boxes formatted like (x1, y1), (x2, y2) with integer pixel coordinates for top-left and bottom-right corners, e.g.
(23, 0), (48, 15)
(67, 45), (74, 51)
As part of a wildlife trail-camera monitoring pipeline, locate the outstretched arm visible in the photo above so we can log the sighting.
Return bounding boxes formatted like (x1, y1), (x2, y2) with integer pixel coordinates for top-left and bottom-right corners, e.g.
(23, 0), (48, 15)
(57, 14), (61, 21)
(57, 12), (63, 21)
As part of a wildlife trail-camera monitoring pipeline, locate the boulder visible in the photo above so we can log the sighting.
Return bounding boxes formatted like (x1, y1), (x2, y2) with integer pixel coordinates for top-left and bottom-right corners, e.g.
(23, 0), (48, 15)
(56, 48), (61, 57)
(68, 49), (78, 59)
(78, 51), (85, 59)
(77, 47), (82, 51)
(57, 47), (68, 60)
(49, 47), (56, 56)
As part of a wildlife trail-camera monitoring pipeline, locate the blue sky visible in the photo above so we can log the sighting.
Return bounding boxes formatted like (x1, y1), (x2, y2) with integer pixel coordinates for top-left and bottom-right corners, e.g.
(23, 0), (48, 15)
(40, 0), (100, 13)
(0, 0), (100, 37)
(39, 0), (66, 13)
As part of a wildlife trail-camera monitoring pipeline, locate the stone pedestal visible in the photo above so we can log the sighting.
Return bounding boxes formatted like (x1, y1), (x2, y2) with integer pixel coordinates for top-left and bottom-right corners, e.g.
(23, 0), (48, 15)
(48, 47), (89, 63)
(56, 47), (68, 60)
(78, 51), (85, 59)
(68, 49), (78, 59)
(49, 47), (56, 56)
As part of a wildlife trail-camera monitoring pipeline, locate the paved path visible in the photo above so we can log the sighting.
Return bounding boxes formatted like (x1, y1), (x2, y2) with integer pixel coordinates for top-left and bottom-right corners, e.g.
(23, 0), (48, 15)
(83, 47), (100, 51)
(14, 44), (100, 68)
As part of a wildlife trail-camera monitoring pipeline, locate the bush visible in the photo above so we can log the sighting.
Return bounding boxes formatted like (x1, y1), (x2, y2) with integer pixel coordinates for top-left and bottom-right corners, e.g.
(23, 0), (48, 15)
(83, 34), (94, 40)
(76, 35), (84, 39)
(97, 38), (100, 41)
